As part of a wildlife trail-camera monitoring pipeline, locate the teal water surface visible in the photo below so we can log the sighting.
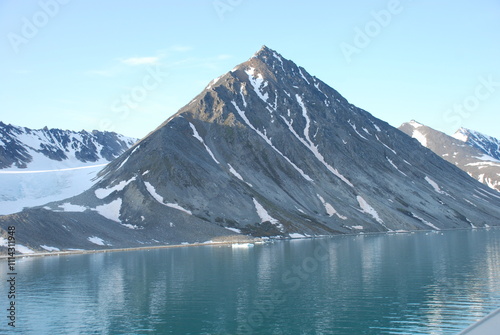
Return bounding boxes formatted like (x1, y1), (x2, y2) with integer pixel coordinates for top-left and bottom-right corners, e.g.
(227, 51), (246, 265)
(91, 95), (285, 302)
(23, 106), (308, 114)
(1, 228), (500, 334)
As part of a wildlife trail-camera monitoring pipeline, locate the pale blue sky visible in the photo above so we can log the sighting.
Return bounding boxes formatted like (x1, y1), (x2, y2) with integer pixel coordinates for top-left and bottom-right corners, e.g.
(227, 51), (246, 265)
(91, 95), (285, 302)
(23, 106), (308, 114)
(1, 0), (499, 139)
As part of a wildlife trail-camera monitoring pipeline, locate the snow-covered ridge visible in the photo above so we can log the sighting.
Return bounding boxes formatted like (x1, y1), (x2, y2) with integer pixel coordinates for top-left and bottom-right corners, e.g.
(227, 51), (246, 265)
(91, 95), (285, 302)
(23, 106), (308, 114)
(454, 128), (500, 161)
(0, 121), (138, 170)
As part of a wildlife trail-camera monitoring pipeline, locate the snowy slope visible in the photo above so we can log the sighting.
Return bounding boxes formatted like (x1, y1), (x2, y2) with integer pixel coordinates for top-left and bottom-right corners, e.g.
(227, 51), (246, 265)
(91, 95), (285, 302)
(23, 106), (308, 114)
(0, 123), (138, 214)
(453, 128), (500, 161)
(0, 163), (106, 215)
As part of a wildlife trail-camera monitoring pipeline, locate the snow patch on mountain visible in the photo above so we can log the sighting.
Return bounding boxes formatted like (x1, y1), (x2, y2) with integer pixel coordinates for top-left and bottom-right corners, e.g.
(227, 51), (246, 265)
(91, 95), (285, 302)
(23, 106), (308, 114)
(40, 245), (60, 252)
(425, 176), (449, 196)
(411, 213), (440, 230)
(245, 67), (269, 102)
(453, 131), (468, 142)
(144, 181), (192, 215)
(357, 195), (385, 227)
(95, 176), (136, 199)
(408, 120), (423, 128)
(88, 236), (107, 246)
(225, 227), (242, 234)
(376, 135), (397, 155)
(189, 122), (220, 164)
(387, 158), (407, 176)
(317, 194), (347, 220)
(281, 97), (353, 187)
(348, 120), (368, 140)
(121, 223), (141, 230)
(228, 164), (252, 187)
(412, 130), (427, 147)
(56, 202), (87, 213)
(299, 68), (310, 85)
(253, 198), (283, 231)
(94, 198), (122, 222)
(239, 86), (248, 107)
(232, 100), (313, 182)
(17, 245), (35, 254)
(1, 237), (35, 253)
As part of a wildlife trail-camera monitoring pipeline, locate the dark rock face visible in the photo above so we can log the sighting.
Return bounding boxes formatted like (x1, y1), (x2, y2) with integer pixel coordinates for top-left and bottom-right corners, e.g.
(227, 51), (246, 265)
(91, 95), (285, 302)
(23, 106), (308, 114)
(2, 46), (500, 253)
(399, 121), (500, 192)
(0, 122), (137, 169)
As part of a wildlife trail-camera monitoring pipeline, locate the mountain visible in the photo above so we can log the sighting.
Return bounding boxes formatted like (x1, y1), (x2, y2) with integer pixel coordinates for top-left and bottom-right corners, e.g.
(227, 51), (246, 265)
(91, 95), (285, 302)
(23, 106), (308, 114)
(453, 128), (500, 161)
(1, 46), (500, 254)
(0, 123), (137, 215)
(0, 122), (137, 169)
(399, 121), (500, 192)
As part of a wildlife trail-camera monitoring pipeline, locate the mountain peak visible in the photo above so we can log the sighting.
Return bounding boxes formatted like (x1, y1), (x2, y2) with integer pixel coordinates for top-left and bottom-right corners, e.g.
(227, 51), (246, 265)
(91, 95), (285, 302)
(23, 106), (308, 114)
(452, 128), (470, 142)
(253, 45), (276, 58)
(405, 120), (424, 128)
(246, 45), (290, 74)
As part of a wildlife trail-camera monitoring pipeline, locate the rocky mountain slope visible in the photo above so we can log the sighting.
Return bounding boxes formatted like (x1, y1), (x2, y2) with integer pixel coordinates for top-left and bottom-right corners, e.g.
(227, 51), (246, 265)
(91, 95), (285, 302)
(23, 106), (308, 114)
(1, 46), (500, 254)
(399, 121), (500, 192)
(0, 123), (137, 215)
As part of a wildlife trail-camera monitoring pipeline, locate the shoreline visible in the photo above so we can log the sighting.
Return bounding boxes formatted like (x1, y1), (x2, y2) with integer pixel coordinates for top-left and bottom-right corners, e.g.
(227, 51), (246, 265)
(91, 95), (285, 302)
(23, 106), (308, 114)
(0, 238), (260, 260)
(1, 226), (497, 260)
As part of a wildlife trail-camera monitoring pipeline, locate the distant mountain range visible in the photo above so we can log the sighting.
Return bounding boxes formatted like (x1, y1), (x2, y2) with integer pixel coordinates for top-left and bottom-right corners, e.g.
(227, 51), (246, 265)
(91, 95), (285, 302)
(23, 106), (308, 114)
(0, 122), (137, 169)
(0, 122), (137, 215)
(1, 46), (499, 254)
(453, 127), (500, 161)
(399, 121), (500, 192)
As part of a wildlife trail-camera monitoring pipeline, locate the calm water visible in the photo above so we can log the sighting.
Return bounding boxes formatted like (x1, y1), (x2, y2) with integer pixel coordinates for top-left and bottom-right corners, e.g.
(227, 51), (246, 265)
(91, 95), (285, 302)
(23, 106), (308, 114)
(2, 229), (500, 334)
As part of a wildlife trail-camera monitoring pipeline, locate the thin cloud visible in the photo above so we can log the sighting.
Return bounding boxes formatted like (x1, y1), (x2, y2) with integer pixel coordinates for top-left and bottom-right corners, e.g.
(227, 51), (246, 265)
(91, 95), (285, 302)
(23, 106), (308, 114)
(217, 54), (232, 60)
(121, 56), (161, 66)
(87, 55), (162, 76)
